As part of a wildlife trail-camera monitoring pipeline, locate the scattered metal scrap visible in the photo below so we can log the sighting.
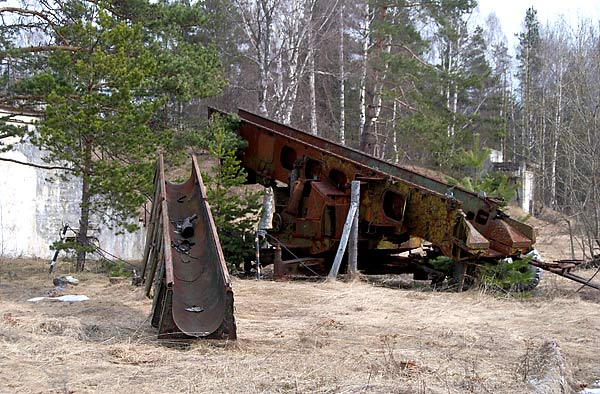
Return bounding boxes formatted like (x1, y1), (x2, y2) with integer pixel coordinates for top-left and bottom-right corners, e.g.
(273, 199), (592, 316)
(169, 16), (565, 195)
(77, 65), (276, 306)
(533, 259), (600, 291)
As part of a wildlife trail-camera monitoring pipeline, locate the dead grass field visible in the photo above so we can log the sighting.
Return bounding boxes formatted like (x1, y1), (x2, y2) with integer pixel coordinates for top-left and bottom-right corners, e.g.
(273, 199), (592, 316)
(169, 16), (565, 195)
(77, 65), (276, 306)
(1, 214), (600, 393)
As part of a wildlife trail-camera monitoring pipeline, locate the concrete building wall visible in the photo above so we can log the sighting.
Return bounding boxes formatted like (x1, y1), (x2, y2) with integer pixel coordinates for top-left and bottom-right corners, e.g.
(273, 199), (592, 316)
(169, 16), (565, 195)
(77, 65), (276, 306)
(488, 149), (536, 214)
(0, 109), (145, 260)
(522, 169), (535, 214)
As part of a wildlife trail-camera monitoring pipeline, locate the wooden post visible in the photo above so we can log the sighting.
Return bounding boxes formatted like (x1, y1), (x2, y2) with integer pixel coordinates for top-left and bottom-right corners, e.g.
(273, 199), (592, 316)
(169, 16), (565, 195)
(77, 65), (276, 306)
(348, 181), (360, 278)
(145, 221), (163, 297)
(141, 168), (160, 279)
(328, 180), (360, 279)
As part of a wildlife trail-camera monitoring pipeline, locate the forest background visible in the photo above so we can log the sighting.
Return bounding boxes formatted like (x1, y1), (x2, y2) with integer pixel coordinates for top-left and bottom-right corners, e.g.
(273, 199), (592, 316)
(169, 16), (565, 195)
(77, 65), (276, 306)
(1, 0), (599, 268)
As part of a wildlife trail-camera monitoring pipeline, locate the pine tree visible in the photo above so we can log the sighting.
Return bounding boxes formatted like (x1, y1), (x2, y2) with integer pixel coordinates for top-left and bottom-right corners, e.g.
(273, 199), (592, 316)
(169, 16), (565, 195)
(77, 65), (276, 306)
(462, 26), (505, 150)
(0, 2), (225, 270)
(515, 7), (542, 163)
(198, 114), (261, 272)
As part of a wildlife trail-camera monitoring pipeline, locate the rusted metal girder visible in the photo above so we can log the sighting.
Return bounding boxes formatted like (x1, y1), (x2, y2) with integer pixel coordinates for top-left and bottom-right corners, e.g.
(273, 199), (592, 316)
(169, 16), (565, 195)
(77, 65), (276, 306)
(211, 108), (535, 263)
(532, 259), (600, 290)
(141, 154), (236, 339)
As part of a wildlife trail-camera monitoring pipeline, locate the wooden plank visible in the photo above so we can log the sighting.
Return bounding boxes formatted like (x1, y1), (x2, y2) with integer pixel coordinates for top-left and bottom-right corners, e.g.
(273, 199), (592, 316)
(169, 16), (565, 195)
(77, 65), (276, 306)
(161, 198), (174, 286)
(141, 167), (161, 279)
(144, 211), (162, 284)
(157, 287), (177, 337)
(150, 262), (166, 328)
(145, 222), (163, 297)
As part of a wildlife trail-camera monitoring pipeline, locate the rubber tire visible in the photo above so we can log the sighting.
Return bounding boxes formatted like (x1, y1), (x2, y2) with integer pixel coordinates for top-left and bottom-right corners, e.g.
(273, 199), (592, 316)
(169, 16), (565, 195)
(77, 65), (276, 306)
(514, 264), (543, 292)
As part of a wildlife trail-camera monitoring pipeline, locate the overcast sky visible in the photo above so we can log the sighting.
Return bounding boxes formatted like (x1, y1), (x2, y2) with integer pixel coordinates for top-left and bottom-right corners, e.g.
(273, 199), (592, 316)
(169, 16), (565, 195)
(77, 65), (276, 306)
(476, 0), (600, 51)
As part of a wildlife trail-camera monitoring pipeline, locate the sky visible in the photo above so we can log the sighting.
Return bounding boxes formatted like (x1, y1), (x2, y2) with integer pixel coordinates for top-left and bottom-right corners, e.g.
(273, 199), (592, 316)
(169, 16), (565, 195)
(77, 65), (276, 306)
(476, 0), (600, 51)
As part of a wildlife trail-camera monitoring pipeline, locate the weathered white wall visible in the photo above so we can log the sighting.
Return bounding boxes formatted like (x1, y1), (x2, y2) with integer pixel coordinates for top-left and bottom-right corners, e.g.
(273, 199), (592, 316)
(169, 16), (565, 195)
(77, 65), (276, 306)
(488, 150), (536, 214)
(522, 169), (535, 215)
(0, 109), (145, 260)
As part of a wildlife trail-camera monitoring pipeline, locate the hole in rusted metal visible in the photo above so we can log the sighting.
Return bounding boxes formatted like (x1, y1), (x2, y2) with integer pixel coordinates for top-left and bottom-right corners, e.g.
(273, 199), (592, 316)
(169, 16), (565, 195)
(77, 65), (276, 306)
(306, 159), (322, 180)
(328, 169), (347, 189)
(280, 145), (297, 170)
(382, 191), (405, 221)
(475, 209), (489, 225)
(466, 211), (475, 221)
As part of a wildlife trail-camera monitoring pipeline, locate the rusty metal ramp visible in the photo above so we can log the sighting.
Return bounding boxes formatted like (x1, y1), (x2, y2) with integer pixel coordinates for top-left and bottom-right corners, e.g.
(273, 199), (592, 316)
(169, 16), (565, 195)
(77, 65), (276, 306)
(141, 155), (236, 339)
(215, 107), (535, 261)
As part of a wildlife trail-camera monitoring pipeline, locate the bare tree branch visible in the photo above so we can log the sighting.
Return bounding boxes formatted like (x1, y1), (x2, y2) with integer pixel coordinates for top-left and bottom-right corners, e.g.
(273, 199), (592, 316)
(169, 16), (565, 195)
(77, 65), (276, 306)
(4, 45), (84, 54)
(0, 156), (75, 171)
(0, 7), (69, 45)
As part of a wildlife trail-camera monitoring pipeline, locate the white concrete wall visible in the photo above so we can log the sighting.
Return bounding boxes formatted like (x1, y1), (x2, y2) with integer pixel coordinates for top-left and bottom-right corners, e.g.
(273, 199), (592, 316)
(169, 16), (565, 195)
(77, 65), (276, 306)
(0, 109), (145, 260)
(489, 149), (503, 164)
(522, 169), (535, 215)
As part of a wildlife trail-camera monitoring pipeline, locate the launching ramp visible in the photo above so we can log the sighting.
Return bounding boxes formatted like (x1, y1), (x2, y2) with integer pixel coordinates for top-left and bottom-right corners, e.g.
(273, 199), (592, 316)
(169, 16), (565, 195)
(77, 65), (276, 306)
(141, 155), (236, 339)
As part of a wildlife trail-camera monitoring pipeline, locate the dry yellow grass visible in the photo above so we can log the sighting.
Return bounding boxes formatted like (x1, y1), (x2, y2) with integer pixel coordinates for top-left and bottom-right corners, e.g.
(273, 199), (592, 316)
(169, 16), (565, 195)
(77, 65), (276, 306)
(1, 216), (599, 393)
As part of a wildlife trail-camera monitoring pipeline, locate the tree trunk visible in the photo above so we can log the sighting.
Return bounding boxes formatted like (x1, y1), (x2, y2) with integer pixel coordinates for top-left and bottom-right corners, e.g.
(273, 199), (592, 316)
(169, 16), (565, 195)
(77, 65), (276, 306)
(540, 87), (546, 204)
(550, 55), (563, 208)
(308, 7), (317, 135)
(76, 140), (92, 272)
(338, 0), (345, 144)
(445, 38), (453, 137)
(392, 100), (398, 163)
(358, 1), (370, 147)
(363, 6), (389, 157)
(259, 0), (273, 116)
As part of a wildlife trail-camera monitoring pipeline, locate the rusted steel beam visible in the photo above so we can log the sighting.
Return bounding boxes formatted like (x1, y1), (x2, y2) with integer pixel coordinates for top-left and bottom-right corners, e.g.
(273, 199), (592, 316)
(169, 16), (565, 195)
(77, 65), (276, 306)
(191, 155), (232, 287)
(210, 107), (535, 262)
(237, 108), (505, 225)
(559, 272), (600, 290)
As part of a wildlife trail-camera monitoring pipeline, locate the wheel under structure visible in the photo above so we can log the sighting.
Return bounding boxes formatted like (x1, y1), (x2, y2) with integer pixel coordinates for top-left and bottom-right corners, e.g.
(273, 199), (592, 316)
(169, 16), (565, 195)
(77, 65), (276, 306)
(513, 264), (543, 292)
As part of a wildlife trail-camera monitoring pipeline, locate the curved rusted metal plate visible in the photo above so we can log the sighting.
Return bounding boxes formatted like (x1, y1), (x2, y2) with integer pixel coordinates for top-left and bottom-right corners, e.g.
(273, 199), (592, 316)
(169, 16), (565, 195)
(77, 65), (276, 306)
(165, 169), (227, 337)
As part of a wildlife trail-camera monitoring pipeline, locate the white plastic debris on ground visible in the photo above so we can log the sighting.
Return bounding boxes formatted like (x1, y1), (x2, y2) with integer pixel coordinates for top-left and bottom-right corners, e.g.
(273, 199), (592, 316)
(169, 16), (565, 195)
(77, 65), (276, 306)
(63, 276), (79, 284)
(580, 381), (600, 394)
(28, 295), (89, 302)
(53, 275), (80, 287)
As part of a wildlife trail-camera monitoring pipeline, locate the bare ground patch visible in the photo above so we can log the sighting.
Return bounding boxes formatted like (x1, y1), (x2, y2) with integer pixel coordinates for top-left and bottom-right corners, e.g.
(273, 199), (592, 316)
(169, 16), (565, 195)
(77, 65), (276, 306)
(1, 215), (599, 393)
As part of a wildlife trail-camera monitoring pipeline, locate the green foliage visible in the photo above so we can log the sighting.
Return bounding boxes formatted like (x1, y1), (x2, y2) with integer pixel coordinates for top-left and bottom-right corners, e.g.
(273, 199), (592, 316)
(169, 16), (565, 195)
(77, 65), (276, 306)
(448, 134), (518, 203)
(380, 1), (507, 168)
(199, 114), (260, 272)
(0, 2), (227, 271)
(518, 214), (532, 223)
(448, 170), (517, 204)
(51, 239), (96, 255)
(480, 258), (535, 292)
(428, 256), (455, 276)
(101, 259), (131, 277)
(183, 114), (245, 154)
(24, 13), (169, 230)
(516, 7), (542, 78)
(427, 255), (538, 292)
(478, 172), (519, 202)
(459, 139), (490, 183)
(0, 115), (27, 153)
(0, 2), (226, 268)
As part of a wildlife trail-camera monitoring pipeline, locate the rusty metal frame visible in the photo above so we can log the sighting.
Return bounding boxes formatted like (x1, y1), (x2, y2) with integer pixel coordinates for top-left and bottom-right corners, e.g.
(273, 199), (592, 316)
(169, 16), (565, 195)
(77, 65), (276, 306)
(141, 154), (236, 339)
(210, 107), (535, 263)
